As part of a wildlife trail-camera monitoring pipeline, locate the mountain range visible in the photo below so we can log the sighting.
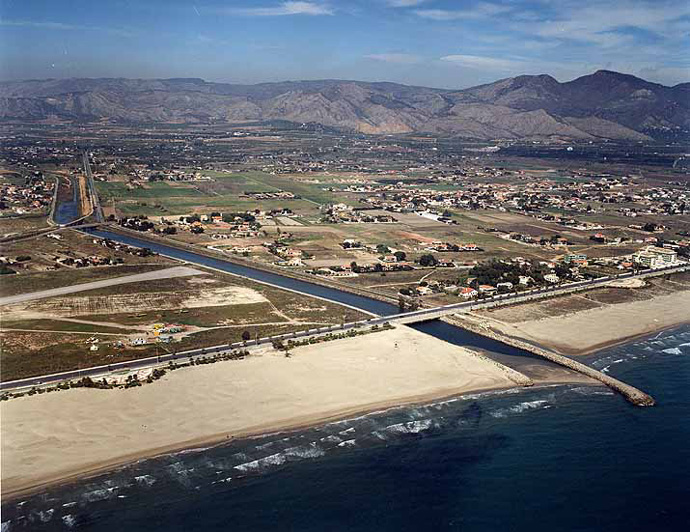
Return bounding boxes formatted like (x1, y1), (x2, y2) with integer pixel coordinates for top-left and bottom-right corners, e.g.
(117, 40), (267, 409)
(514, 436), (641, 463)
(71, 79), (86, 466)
(1, 70), (688, 142)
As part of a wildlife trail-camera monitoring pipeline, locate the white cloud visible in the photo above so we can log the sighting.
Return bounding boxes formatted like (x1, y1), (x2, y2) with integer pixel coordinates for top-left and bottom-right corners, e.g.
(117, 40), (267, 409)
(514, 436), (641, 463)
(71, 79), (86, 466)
(0, 20), (79, 30)
(0, 19), (134, 37)
(513, 0), (690, 47)
(440, 54), (526, 71)
(365, 53), (421, 64)
(223, 1), (333, 17)
(415, 3), (508, 21)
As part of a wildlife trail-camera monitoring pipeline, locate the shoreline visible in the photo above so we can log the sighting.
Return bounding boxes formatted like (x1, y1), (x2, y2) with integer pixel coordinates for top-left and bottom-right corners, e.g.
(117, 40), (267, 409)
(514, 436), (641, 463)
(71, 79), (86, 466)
(1, 382), (519, 502)
(573, 321), (690, 357)
(470, 287), (690, 357)
(2, 319), (684, 503)
(0, 326), (523, 501)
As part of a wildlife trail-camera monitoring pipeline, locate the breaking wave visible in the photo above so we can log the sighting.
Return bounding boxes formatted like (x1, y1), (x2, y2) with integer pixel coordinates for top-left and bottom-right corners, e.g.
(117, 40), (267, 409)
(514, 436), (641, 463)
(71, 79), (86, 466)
(490, 399), (550, 418)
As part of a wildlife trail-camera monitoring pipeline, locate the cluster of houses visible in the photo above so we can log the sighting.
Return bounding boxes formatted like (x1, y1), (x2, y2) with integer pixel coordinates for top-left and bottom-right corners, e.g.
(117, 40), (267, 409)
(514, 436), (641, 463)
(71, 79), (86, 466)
(0, 173), (55, 216)
(321, 203), (397, 224)
(311, 261), (415, 277)
(55, 254), (124, 268)
(94, 238), (155, 257)
(263, 242), (307, 267)
(399, 254), (593, 300)
(330, 172), (687, 228)
(143, 170), (211, 182)
(502, 232), (570, 248)
(49, 237), (156, 269)
(242, 190), (296, 200)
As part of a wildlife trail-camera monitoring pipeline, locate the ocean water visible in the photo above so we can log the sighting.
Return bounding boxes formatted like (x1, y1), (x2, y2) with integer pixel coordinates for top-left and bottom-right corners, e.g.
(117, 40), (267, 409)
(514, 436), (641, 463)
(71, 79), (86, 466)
(2, 325), (690, 531)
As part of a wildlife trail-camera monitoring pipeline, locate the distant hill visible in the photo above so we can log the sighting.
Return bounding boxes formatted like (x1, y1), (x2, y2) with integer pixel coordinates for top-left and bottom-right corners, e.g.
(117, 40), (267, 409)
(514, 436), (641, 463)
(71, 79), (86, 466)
(1, 70), (687, 141)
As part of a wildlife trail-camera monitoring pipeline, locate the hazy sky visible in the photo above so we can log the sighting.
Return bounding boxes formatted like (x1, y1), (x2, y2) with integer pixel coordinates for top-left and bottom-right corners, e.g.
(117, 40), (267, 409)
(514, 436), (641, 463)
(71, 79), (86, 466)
(1, 0), (688, 87)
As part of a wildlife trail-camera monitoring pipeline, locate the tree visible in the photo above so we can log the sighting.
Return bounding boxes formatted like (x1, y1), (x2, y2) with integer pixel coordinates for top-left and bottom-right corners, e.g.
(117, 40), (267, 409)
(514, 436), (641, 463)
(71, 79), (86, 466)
(394, 251), (407, 262)
(241, 330), (251, 342)
(419, 254), (438, 267)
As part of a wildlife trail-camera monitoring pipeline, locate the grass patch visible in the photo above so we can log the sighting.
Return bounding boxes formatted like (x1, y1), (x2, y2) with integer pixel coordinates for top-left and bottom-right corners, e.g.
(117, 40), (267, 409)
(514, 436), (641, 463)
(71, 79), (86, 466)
(1, 319), (127, 334)
(0, 264), (169, 297)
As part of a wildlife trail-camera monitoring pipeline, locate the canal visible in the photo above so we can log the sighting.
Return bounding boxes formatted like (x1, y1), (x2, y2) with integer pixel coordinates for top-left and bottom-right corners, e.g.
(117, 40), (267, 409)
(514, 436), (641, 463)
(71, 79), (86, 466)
(53, 176), (81, 225)
(85, 228), (567, 379)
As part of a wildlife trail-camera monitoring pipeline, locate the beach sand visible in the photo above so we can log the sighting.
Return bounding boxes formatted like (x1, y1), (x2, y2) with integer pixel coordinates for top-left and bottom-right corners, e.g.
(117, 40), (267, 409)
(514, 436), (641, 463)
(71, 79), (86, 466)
(1, 325), (521, 498)
(473, 289), (690, 355)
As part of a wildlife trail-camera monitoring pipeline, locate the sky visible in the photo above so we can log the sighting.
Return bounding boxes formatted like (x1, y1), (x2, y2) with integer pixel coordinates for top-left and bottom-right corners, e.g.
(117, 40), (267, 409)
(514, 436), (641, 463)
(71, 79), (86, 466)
(0, 0), (688, 88)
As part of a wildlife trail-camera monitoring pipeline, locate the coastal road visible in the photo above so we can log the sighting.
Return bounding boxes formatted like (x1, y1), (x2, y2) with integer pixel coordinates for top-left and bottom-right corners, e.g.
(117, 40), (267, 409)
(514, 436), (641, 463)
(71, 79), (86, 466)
(2, 262), (687, 393)
(390, 263), (690, 325)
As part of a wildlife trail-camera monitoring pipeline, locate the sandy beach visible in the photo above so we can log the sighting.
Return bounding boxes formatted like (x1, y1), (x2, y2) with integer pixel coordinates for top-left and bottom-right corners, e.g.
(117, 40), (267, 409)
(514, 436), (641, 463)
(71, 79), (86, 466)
(473, 288), (690, 355)
(1, 325), (523, 499)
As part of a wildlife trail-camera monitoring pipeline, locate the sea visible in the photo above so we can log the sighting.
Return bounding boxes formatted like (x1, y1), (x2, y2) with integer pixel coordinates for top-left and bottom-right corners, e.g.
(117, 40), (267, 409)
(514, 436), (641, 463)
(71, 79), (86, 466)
(2, 325), (689, 531)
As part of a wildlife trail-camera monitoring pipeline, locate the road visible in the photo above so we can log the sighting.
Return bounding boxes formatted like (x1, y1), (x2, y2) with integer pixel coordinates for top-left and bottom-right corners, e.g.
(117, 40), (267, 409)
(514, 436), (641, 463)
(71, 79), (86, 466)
(0, 319), (386, 392)
(0, 266), (205, 306)
(390, 263), (689, 325)
(83, 151), (104, 223)
(1, 262), (686, 392)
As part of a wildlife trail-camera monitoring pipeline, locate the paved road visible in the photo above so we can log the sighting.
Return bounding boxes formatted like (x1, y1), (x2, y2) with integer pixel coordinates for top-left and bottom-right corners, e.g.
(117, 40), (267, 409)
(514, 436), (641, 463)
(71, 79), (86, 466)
(83, 151), (104, 223)
(1, 260), (685, 392)
(391, 263), (689, 324)
(0, 319), (383, 392)
(0, 266), (204, 306)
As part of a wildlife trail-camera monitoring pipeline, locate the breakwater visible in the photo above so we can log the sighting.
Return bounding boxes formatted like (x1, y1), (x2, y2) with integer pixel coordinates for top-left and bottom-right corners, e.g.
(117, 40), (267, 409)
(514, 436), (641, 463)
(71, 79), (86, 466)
(442, 315), (656, 407)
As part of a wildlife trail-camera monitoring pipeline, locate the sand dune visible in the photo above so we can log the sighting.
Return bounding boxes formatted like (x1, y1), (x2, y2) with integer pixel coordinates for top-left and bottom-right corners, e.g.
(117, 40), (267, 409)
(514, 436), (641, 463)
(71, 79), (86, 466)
(1, 325), (519, 498)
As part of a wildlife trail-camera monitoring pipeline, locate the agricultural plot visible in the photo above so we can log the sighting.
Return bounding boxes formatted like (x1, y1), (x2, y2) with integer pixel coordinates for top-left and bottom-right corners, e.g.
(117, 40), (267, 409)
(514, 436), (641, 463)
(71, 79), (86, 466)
(0, 268), (368, 381)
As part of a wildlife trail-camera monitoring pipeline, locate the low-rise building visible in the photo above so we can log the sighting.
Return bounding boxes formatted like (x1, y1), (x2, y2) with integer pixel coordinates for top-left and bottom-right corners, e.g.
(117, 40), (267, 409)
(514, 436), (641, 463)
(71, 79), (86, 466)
(519, 275), (533, 286)
(416, 286), (432, 296)
(460, 287), (478, 299)
(634, 246), (677, 268)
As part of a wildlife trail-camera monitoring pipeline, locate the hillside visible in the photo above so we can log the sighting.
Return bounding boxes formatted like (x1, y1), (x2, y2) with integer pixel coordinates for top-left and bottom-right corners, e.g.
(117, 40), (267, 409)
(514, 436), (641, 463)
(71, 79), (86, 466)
(1, 71), (687, 141)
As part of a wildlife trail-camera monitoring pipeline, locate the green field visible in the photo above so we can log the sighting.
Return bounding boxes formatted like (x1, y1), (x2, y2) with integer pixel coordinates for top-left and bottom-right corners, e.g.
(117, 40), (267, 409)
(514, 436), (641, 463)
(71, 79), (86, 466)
(96, 171), (340, 216)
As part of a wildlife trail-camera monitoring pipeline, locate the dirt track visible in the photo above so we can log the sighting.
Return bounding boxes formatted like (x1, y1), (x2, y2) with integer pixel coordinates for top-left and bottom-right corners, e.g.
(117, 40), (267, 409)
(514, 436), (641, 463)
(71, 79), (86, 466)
(0, 266), (205, 306)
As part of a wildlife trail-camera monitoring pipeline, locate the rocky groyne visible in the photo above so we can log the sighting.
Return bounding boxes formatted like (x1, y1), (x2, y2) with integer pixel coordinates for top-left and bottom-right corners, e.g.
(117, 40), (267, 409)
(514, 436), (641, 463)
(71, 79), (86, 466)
(442, 315), (655, 407)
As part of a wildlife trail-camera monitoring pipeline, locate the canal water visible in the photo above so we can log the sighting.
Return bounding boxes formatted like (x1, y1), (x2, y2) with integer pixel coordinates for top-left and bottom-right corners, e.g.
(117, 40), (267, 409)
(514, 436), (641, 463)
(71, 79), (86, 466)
(53, 177), (81, 226)
(87, 229), (398, 317)
(17, 184), (685, 531)
(83, 228), (583, 382)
